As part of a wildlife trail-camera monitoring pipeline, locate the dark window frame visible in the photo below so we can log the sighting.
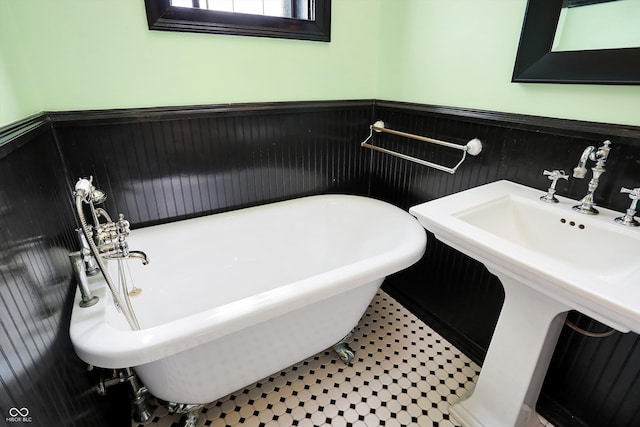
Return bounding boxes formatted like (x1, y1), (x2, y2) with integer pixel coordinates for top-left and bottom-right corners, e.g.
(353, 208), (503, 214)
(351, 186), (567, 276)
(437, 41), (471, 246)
(144, 0), (331, 42)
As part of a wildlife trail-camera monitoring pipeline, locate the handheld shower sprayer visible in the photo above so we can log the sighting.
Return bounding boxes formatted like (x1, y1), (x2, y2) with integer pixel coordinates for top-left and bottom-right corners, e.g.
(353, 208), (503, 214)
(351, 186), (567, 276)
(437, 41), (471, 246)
(74, 177), (106, 204)
(75, 177), (109, 227)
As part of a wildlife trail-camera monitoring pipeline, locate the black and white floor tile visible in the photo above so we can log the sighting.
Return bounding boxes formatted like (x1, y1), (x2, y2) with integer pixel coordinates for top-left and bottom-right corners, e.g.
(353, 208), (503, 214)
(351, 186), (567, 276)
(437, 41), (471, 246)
(133, 290), (553, 427)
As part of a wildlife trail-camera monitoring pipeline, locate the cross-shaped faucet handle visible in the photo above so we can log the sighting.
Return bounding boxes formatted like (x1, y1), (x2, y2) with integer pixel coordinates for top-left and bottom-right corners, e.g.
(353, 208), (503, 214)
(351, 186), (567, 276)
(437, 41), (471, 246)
(540, 170), (568, 203)
(543, 169), (569, 182)
(615, 187), (640, 226)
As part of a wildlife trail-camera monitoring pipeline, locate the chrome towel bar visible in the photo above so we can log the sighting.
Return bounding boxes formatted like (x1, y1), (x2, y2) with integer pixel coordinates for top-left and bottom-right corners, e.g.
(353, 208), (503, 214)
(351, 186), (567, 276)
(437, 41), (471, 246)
(361, 120), (482, 174)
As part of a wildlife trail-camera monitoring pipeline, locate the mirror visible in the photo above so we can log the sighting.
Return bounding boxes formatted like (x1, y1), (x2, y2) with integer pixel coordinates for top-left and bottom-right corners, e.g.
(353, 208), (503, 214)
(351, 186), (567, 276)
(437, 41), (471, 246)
(144, 0), (331, 41)
(512, 0), (640, 84)
(553, 0), (640, 52)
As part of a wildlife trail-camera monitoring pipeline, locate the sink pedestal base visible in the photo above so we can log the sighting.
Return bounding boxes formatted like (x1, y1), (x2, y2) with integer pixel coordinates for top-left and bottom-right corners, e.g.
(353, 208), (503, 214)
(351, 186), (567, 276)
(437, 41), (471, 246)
(450, 273), (569, 427)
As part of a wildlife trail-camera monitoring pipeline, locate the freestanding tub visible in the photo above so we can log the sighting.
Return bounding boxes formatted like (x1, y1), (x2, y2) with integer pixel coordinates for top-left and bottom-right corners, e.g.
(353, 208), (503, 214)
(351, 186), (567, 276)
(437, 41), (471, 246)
(69, 194), (426, 405)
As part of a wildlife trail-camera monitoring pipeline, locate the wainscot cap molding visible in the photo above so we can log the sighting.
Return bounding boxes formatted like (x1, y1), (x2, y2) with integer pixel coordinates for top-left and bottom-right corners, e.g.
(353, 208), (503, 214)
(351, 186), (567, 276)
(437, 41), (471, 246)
(45, 100), (375, 126)
(0, 113), (49, 159)
(373, 100), (640, 141)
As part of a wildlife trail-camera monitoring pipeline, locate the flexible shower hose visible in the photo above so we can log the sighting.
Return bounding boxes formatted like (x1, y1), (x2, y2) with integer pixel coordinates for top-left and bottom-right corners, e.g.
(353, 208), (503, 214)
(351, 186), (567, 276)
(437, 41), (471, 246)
(75, 194), (141, 330)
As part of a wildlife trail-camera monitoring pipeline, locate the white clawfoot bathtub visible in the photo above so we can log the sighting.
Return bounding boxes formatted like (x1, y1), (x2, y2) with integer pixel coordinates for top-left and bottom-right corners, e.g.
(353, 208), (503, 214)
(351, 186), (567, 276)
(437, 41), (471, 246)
(70, 194), (426, 404)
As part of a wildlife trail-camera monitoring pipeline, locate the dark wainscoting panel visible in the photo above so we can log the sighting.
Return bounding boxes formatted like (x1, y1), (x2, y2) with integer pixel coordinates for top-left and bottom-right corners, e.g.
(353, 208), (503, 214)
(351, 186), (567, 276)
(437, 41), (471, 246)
(54, 103), (373, 228)
(0, 122), (129, 426)
(373, 101), (640, 427)
(543, 316), (640, 426)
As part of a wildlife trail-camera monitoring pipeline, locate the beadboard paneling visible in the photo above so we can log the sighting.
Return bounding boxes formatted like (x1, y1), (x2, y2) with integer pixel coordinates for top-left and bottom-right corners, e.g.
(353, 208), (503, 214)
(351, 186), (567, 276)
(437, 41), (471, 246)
(54, 104), (373, 227)
(0, 121), (129, 426)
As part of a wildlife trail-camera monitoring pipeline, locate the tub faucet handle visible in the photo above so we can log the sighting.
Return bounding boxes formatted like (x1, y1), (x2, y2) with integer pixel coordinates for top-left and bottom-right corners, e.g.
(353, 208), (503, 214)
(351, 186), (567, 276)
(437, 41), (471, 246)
(615, 187), (640, 226)
(540, 170), (568, 203)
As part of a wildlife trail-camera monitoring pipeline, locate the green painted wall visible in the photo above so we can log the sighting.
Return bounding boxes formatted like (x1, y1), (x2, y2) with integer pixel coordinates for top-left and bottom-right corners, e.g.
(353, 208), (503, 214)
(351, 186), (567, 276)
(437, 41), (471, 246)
(0, 0), (379, 127)
(1, 0), (639, 128)
(376, 0), (640, 127)
(0, 1), (42, 126)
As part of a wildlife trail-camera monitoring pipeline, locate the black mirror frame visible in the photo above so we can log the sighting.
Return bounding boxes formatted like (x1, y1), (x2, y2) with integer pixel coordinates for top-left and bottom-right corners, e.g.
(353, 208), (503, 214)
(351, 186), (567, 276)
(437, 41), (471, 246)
(144, 0), (331, 42)
(512, 0), (640, 85)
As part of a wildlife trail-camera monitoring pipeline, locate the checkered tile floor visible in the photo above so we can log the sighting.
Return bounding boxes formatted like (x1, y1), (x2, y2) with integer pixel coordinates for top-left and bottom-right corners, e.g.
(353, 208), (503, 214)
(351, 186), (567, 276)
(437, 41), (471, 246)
(133, 290), (553, 427)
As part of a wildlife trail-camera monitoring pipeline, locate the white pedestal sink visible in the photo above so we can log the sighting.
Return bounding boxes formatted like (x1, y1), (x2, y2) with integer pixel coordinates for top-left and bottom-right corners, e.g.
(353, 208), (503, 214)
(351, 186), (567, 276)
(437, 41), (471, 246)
(410, 180), (640, 427)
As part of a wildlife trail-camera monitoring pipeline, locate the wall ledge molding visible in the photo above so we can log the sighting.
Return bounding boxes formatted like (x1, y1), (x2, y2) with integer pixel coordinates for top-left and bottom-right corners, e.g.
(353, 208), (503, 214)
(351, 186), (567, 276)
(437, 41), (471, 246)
(0, 113), (49, 158)
(2, 100), (638, 148)
(374, 100), (640, 140)
(46, 100), (376, 126)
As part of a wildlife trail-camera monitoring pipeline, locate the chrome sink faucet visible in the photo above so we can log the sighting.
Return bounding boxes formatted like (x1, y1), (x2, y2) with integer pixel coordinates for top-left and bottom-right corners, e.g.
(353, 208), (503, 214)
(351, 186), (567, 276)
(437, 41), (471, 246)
(572, 140), (611, 215)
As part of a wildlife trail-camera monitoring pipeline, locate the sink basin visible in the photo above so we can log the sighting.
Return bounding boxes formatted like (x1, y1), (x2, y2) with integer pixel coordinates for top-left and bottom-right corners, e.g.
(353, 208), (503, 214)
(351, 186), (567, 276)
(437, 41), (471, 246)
(457, 196), (639, 283)
(409, 180), (640, 427)
(411, 179), (640, 333)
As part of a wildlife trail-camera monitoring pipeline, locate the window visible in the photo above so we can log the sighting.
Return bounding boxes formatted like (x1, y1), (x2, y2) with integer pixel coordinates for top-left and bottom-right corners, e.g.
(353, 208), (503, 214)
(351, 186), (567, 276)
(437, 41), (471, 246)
(169, 0), (311, 20)
(144, 0), (330, 41)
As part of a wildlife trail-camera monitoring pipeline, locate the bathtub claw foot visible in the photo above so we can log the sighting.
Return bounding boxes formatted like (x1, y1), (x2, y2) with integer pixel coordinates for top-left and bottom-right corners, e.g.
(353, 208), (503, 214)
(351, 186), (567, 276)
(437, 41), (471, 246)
(164, 402), (203, 427)
(333, 342), (356, 365)
(333, 327), (357, 365)
(178, 411), (200, 427)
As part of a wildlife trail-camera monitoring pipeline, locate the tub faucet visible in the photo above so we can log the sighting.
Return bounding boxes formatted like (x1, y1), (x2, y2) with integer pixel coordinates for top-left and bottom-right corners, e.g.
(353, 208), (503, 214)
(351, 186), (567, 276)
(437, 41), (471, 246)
(572, 140), (611, 215)
(123, 250), (149, 265)
(72, 178), (146, 331)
